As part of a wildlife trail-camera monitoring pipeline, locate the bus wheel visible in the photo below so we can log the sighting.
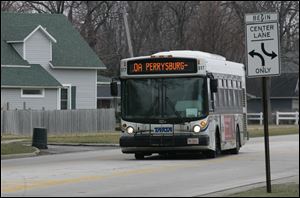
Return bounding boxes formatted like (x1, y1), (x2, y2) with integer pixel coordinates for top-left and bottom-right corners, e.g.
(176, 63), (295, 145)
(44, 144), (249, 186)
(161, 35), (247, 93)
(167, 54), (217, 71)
(207, 133), (221, 158)
(135, 153), (145, 160)
(230, 127), (240, 154)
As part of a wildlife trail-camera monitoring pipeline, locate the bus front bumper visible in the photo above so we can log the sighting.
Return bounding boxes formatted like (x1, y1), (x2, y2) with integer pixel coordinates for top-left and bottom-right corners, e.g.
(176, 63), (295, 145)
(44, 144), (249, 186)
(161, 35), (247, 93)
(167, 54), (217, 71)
(120, 134), (210, 153)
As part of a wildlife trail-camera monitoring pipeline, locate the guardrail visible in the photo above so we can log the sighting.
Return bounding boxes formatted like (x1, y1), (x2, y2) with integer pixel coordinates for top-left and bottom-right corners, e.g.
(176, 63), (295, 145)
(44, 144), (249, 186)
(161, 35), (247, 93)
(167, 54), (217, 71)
(276, 111), (299, 125)
(247, 111), (299, 125)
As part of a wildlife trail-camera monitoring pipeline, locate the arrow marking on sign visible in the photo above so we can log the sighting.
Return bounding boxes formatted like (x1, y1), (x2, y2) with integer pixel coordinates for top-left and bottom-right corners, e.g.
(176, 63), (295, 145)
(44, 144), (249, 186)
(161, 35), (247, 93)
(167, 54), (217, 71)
(261, 43), (277, 59)
(249, 50), (265, 66)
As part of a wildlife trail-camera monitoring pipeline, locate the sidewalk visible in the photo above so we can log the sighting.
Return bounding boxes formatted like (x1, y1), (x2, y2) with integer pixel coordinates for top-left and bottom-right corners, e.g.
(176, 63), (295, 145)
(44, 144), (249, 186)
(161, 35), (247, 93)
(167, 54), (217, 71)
(1, 140), (119, 160)
(1, 139), (27, 144)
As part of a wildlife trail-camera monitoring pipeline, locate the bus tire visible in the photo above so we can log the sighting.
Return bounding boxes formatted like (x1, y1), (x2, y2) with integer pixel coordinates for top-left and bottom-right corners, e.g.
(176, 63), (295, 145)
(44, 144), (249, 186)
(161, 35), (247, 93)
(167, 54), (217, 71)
(230, 126), (240, 154)
(135, 153), (145, 160)
(207, 131), (221, 158)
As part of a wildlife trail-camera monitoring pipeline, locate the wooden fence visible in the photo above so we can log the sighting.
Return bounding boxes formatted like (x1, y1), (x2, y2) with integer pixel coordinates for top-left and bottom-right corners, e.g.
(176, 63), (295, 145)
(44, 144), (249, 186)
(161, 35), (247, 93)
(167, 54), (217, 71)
(1, 109), (116, 135)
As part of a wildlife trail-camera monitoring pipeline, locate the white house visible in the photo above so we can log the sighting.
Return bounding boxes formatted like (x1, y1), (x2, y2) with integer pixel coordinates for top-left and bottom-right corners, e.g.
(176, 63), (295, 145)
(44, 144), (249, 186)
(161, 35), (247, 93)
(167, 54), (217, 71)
(1, 12), (106, 110)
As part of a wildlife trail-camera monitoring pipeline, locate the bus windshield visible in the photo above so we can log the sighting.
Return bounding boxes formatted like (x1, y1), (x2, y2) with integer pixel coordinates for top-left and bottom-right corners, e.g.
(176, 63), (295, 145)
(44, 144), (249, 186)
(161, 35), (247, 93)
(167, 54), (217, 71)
(122, 77), (208, 123)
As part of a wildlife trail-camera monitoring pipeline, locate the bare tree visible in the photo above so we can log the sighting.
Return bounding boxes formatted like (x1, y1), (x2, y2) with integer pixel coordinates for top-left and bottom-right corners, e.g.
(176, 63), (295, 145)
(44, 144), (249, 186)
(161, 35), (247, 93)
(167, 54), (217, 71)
(1, 1), (15, 11)
(164, 1), (200, 49)
(227, 1), (299, 52)
(1, 1), (30, 12)
(78, 1), (115, 48)
(2, 1), (298, 77)
(23, 1), (67, 13)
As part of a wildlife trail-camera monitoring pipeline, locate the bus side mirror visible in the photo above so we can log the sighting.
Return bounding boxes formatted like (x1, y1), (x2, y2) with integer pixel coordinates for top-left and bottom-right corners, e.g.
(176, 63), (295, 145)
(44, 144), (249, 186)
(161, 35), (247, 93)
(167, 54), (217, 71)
(210, 79), (218, 93)
(110, 82), (118, 96)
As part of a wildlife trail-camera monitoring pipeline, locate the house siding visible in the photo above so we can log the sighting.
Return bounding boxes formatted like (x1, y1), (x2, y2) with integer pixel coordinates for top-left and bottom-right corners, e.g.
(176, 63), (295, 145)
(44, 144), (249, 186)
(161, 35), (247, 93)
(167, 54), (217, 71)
(46, 69), (97, 109)
(1, 88), (58, 110)
(25, 30), (51, 65)
(18, 27), (97, 110)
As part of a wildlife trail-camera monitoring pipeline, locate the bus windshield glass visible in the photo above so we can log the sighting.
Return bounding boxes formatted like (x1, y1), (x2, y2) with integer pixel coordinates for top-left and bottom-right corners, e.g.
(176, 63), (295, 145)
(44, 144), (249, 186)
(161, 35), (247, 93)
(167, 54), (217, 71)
(122, 77), (208, 123)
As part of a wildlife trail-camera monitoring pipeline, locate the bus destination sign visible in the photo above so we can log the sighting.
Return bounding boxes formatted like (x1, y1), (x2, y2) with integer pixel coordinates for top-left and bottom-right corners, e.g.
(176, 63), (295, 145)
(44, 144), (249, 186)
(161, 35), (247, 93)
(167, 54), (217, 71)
(127, 58), (198, 75)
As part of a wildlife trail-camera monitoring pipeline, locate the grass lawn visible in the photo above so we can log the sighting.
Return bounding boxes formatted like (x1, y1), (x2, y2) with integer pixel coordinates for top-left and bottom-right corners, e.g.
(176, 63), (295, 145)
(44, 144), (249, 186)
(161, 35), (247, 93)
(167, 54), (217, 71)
(248, 126), (299, 138)
(1, 142), (36, 155)
(228, 182), (299, 197)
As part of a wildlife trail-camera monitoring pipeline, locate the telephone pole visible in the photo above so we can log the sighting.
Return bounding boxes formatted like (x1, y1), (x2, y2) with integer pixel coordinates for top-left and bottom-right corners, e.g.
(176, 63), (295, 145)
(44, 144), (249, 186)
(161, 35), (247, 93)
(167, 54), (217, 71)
(122, 7), (134, 57)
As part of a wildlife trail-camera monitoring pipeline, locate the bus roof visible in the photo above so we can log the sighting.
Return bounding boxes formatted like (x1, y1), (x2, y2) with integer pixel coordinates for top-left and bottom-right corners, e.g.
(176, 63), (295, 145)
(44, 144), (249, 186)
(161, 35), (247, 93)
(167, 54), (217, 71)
(121, 50), (245, 77)
(154, 51), (245, 76)
(121, 50), (226, 62)
(153, 50), (226, 61)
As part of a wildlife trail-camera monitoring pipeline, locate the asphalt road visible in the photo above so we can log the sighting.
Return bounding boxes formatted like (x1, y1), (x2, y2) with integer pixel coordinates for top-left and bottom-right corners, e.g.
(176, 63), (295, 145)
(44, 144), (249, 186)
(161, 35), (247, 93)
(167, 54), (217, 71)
(1, 135), (299, 197)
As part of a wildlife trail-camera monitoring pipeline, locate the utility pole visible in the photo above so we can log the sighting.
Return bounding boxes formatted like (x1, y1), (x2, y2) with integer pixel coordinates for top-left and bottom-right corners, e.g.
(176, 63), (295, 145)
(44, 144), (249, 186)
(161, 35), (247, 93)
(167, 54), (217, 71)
(122, 7), (134, 58)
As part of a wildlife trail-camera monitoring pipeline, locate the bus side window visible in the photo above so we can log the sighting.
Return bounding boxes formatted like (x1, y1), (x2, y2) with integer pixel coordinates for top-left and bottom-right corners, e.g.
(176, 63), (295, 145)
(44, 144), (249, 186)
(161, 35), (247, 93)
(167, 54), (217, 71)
(225, 88), (228, 108)
(228, 89), (232, 108)
(209, 79), (216, 111)
(216, 79), (222, 108)
(219, 89), (223, 108)
(237, 84), (242, 107)
(232, 80), (236, 108)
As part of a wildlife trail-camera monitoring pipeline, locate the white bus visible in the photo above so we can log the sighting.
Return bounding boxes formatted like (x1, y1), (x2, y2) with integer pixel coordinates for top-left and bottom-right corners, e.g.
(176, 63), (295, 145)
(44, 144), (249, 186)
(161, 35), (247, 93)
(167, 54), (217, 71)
(112, 50), (248, 159)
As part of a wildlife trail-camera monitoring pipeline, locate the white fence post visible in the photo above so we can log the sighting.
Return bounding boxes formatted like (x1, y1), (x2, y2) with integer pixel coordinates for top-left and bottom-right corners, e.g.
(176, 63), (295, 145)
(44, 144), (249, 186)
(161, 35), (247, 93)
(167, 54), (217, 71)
(247, 112), (263, 125)
(295, 111), (299, 125)
(259, 112), (263, 125)
(276, 111), (279, 125)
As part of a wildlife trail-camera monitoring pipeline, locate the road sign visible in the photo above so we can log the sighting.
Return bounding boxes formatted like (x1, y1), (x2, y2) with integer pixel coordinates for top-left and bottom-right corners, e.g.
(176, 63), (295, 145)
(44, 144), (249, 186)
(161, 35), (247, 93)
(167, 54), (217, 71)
(245, 13), (280, 77)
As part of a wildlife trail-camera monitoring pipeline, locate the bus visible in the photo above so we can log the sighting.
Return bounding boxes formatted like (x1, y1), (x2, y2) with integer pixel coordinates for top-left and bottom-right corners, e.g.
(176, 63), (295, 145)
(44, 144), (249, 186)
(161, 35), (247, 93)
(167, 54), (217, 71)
(112, 50), (248, 159)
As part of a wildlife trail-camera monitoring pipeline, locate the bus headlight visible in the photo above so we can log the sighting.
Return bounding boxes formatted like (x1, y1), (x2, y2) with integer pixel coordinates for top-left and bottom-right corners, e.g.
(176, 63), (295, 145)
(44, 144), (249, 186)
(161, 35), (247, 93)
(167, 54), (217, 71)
(193, 125), (201, 133)
(126, 126), (134, 134)
(200, 120), (208, 129)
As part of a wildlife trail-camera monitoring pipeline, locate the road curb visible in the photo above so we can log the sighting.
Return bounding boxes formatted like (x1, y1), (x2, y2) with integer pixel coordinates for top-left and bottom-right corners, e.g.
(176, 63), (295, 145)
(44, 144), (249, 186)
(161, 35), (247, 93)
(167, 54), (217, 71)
(48, 143), (120, 147)
(1, 147), (40, 160)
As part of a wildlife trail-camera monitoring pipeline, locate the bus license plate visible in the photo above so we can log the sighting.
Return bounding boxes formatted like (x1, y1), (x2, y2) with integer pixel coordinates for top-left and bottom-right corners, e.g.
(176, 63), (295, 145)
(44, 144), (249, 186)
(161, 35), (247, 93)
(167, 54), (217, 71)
(187, 138), (199, 145)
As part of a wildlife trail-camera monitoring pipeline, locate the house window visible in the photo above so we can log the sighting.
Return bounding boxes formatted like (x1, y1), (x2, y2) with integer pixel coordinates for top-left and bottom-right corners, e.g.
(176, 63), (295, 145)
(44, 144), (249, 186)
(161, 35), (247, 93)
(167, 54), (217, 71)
(60, 85), (76, 110)
(21, 88), (44, 98)
(60, 87), (69, 110)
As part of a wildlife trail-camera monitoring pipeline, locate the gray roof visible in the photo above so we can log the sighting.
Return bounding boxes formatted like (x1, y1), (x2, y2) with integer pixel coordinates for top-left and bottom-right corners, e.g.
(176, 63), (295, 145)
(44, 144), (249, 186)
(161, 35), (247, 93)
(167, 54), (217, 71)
(1, 12), (106, 69)
(1, 39), (28, 66)
(1, 64), (62, 87)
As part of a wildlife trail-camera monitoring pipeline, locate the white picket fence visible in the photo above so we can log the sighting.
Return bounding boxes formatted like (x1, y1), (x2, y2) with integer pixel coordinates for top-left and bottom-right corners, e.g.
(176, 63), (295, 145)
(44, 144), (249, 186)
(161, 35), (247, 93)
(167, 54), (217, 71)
(247, 112), (263, 125)
(247, 111), (299, 125)
(276, 111), (299, 125)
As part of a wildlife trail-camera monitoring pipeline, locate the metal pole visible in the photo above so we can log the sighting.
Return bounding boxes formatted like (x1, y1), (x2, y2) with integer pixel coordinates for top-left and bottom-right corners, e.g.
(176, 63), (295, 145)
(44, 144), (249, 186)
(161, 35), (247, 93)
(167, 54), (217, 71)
(122, 7), (134, 57)
(262, 77), (272, 193)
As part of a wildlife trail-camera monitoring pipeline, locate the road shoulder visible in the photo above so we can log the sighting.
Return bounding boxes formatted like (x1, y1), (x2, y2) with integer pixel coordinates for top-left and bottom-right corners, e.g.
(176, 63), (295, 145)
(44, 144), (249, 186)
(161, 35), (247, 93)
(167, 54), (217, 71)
(196, 175), (299, 197)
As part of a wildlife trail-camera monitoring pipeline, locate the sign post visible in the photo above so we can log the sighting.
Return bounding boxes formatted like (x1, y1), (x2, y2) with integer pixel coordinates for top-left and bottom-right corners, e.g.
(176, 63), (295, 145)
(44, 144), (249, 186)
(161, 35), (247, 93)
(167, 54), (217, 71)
(245, 12), (281, 193)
